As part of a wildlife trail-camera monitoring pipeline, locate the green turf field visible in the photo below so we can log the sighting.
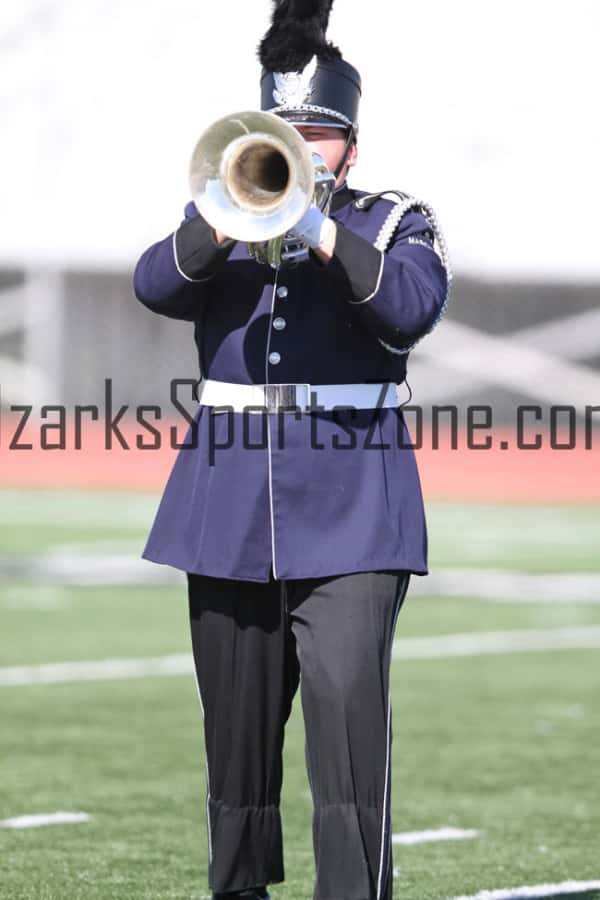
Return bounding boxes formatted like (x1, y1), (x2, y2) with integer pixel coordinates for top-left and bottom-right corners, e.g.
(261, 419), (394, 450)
(1, 489), (599, 900)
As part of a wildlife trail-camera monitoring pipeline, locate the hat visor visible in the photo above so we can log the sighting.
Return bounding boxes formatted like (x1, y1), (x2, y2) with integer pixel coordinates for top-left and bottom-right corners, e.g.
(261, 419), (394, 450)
(272, 109), (349, 130)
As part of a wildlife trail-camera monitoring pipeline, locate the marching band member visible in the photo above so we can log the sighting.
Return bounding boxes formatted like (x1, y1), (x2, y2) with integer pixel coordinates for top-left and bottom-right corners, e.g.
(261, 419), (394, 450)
(133, 1), (451, 897)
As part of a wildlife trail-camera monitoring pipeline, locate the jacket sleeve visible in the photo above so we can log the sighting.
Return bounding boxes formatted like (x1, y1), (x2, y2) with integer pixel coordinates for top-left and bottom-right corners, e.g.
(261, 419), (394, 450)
(325, 210), (448, 352)
(132, 202), (237, 321)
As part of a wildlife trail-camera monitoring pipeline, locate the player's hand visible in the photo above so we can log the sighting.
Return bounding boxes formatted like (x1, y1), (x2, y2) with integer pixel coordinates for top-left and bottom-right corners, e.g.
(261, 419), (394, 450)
(289, 205), (330, 250)
(290, 206), (337, 261)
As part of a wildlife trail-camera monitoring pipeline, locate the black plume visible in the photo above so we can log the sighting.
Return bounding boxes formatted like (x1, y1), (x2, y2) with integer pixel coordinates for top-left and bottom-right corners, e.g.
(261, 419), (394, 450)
(258, 0), (342, 72)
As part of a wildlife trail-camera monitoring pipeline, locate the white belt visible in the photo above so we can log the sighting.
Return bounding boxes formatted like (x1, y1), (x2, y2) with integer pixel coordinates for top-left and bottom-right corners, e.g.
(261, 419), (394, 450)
(196, 378), (399, 413)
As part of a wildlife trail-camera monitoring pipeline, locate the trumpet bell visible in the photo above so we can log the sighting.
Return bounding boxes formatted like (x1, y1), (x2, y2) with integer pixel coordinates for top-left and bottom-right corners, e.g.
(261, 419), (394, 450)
(189, 111), (315, 243)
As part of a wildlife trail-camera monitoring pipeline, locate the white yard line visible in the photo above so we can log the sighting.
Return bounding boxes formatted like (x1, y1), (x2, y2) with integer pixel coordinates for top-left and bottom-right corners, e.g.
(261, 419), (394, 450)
(0, 812), (92, 829)
(410, 570), (600, 603)
(2, 627), (600, 687)
(4, 557), (600, 602)
(5, 553), (184, 586)
(0, 654), (192, 686)
(450, 880), (600, 899)
(392, 827), (480, 845)
(392, 626), (600, 660)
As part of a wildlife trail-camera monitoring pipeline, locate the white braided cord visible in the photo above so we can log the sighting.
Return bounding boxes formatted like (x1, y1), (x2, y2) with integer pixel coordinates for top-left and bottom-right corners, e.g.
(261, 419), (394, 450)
(370, 193), (453, 355)
(267, 104), (356, 130)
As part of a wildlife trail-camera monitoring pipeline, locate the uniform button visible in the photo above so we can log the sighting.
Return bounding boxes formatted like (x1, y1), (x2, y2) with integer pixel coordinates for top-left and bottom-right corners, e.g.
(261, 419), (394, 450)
(276, 286), (288, 299)
(272, 316), (286, 331)
(268, 351), (281, 365)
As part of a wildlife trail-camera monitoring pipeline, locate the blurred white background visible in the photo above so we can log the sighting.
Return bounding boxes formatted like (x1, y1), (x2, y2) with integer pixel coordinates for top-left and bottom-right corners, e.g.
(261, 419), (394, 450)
(1, 0), (598, 279)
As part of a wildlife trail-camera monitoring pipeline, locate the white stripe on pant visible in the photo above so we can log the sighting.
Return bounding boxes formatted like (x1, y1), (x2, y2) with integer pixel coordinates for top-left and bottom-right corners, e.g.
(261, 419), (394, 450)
(376, 579), (407, 899)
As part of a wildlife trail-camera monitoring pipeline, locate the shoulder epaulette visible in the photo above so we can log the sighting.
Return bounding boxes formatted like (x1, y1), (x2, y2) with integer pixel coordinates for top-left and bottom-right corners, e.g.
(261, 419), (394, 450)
(352, 190), (412, 211)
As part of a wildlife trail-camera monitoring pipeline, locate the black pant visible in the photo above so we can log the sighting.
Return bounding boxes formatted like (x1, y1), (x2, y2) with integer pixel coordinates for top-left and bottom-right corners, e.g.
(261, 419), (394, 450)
(187, 568), (411, 900)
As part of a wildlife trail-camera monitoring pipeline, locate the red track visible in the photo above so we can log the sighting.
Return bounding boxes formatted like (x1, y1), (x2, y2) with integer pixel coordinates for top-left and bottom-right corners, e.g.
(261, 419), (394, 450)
(1, 415), (598, 502)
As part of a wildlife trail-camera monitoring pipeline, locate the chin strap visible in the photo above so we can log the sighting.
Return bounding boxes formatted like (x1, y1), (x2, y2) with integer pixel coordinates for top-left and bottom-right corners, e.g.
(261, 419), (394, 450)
(332, 126), (356, 180)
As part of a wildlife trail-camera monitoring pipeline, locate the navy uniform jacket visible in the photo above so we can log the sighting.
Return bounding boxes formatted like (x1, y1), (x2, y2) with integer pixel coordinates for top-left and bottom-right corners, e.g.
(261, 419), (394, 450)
(133, 184), (448, 582)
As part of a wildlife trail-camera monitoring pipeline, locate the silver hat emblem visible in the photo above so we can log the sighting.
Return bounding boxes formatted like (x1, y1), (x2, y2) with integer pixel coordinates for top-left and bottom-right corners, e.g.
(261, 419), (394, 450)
(273, 55), (317, 107)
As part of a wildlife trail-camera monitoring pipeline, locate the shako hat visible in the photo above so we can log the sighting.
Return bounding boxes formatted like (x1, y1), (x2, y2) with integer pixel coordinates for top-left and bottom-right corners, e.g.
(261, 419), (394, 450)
(258, 0), (361, 134)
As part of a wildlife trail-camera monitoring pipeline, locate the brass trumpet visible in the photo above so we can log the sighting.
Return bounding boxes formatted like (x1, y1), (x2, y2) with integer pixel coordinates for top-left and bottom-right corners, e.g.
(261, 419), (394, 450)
(188, 110), (335, 267)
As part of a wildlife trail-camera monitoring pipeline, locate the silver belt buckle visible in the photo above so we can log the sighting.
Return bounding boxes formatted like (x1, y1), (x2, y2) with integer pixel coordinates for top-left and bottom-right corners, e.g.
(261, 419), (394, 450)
(264, 383), (311, 413)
